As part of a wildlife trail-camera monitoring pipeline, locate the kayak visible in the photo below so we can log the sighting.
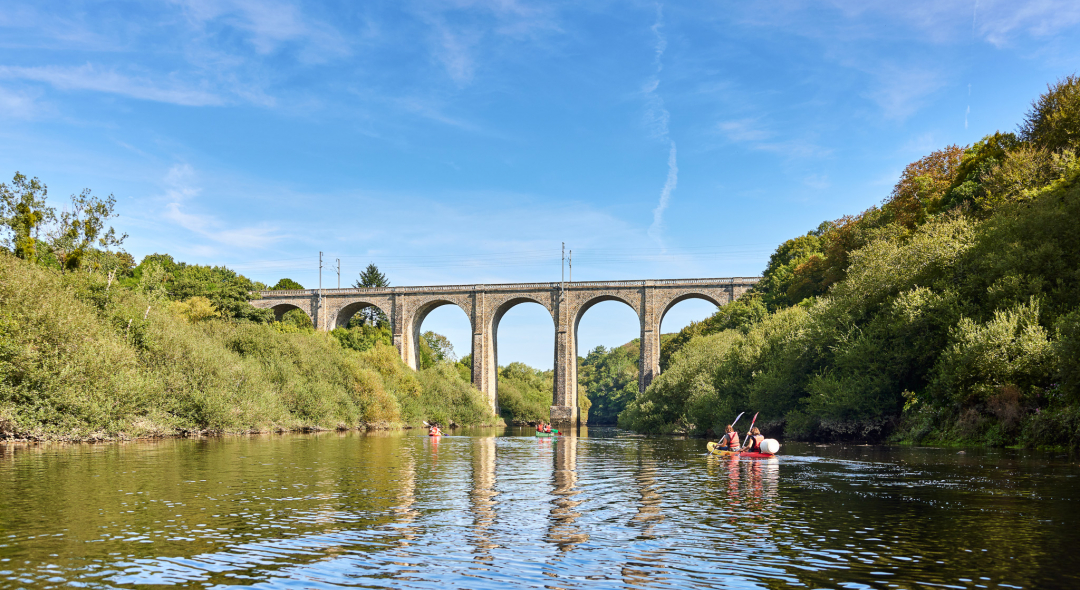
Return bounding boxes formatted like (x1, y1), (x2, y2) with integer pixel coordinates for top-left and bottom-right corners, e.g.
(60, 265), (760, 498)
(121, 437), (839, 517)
(535, 431), (558, 437)
(707, 441), (776, 458)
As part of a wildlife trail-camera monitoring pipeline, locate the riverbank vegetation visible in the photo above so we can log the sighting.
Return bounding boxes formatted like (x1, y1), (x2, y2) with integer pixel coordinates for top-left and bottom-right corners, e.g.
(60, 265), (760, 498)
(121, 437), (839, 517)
(0, 253), (497, 440)
(0, 179), (500, 439)
(619, 76), (1080, 448)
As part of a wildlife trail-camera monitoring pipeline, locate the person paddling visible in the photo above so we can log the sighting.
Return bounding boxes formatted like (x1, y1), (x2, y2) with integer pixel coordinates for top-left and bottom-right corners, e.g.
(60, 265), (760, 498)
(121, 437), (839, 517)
(717, 424), (740, 451)
(741, 427), (764, 453)
(543, 422), (552, 434)
(428, 423), (442, 436)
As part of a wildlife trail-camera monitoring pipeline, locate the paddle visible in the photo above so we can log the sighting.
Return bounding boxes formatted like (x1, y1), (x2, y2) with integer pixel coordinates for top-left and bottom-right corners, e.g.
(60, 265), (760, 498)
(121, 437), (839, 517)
(730, 411), (746, 429)
(741, 412), (759, 451)
(706, 411), (746, 455)
(422, 421), (444, 436)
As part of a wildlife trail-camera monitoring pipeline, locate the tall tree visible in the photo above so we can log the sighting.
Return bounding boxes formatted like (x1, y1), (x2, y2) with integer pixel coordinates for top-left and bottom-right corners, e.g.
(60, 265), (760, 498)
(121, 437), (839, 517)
(353, 263), (390, 325)
(47, 188), (126, 272)
(0, 173), (54, 263)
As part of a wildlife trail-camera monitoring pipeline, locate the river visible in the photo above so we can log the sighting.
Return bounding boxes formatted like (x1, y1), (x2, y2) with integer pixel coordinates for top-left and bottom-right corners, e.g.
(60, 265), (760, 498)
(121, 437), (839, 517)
(0, 427), (1077, 589)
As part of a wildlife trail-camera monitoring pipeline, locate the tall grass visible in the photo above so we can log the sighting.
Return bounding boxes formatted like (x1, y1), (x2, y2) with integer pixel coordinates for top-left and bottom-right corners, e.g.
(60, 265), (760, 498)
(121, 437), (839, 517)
(0, 254), (497, 440)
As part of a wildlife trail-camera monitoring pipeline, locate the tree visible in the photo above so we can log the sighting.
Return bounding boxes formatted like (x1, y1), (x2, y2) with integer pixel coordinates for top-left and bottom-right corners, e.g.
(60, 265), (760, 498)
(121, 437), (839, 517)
(0, 173), (55, 263)
(47, 188), (126, 272)
(1020, 74), (1080, 155)
(271, 278), (304, 290)
(353, 263), (390, 325)
(884, 145), (965, 226)
(355, 263), (389, 288)
(421, 331), (456, 367)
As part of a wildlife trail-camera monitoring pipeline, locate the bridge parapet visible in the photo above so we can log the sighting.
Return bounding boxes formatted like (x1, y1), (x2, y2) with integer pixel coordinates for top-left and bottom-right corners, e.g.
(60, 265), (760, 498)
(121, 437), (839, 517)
(250, 277), (760, 427)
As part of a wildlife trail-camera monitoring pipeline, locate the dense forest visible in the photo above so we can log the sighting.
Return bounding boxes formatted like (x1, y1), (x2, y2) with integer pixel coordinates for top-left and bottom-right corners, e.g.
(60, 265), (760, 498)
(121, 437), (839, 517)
(618, 76), (1080, 448)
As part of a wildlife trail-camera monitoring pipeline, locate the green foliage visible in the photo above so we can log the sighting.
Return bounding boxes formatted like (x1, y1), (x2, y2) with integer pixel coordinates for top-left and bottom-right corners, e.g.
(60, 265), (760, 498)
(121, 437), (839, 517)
(419, 331), (456, 369)
(353, 263), (390, 326)
(623, 164), (1080, 446)
(331, 323), (392, 352)
(0, 173), (54, 263)
(0, 252), (497, 440)
(928, 298), (1053, 407)
(1054, 310), (1080, 404)
(126, 254), (273, 323)
(497, 362), (552, 423)
(660, 295), (767, 371)
(171, 296), (222, 323)
(939, 132), (1020, 211)
(578, 345), (638, 424)
(1020, 74), (1080, 155)
(45, 188), (126, 272)
(278, 308), (315, 332)
(271, 278), (304, 290)
(757, 231), (826, 310)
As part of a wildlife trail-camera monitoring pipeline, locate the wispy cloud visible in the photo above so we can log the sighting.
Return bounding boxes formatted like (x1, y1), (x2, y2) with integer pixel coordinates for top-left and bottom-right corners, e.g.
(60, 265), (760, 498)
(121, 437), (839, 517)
(864, 65), (947, 121)
(646, 5), (678, 244)
(172, 0), (350, 61)
(433, 24), (479, 85)
(717, 118), (772, 142)
(974, 0), (1080, 47)
(413, 0), (562, 85)
(650, 143), (678, 240)
(803, 173), (830, 190)
(716, 118), (832, 158)
(0, 64), (223, 106)
(0, 85), (40, 119)
(161, 164), (283, 249)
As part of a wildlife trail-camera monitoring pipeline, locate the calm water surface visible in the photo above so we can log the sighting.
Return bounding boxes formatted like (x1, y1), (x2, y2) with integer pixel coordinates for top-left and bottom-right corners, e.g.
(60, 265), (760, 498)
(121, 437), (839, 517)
(1, 427), (1077, 589)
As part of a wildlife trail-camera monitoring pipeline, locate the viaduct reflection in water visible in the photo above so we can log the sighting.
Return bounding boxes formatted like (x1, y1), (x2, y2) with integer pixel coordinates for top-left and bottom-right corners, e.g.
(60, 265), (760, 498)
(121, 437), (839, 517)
(621, 456), (671, 588)
(547, 435), (587, 552)
(470, 436), (499, 560)
(391, 448), (419, 552)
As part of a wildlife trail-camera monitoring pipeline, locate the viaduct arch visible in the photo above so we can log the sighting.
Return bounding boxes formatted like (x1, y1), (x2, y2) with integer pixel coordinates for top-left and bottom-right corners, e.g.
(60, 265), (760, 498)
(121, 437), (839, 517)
(251, 277), (759, 427)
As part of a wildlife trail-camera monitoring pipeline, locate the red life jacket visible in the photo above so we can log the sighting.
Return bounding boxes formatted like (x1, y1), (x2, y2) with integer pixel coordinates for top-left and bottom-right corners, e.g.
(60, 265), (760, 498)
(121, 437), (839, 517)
(749, 434), (764, 452)
(724, 432), (740, 449)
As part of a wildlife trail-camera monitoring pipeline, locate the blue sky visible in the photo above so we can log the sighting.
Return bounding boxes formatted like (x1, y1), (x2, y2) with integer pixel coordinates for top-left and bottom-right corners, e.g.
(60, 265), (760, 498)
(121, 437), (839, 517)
(2, 1), (1079, 368)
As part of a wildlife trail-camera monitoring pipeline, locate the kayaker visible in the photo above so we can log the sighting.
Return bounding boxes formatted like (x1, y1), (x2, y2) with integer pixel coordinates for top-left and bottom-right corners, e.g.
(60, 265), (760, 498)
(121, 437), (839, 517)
(543, 423), (552, 434)
(717, 424), (740, 451)
(536, 421), (545, 432)
(741, 427), (765, 453)
(428, 423), (442, 436)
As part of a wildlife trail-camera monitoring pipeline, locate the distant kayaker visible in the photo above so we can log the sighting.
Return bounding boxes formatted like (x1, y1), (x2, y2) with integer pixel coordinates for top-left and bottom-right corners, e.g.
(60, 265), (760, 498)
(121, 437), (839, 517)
(429, 423), (442, 436)
(717, 425), (740, 451)
(741, 428), (764, 453)
(536, 421), (545, 432)
(543, 422), (552, 434)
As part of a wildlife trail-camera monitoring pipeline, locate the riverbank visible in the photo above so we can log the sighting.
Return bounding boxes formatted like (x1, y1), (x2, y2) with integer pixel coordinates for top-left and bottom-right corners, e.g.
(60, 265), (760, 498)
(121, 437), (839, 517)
(0, 253), (501, 442)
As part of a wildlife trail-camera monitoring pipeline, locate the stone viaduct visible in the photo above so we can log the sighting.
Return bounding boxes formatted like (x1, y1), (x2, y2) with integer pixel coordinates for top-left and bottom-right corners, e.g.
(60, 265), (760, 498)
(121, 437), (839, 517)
(250, 277), (759, 426)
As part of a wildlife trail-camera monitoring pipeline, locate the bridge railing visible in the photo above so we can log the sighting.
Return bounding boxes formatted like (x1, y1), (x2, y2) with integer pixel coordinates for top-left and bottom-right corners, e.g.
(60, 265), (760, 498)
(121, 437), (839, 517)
(253, 277), (761, 298)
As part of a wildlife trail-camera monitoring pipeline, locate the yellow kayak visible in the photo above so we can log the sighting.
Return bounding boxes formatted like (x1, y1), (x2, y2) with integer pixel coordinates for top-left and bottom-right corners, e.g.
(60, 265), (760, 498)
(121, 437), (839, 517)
(706, 441), (776, 458)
